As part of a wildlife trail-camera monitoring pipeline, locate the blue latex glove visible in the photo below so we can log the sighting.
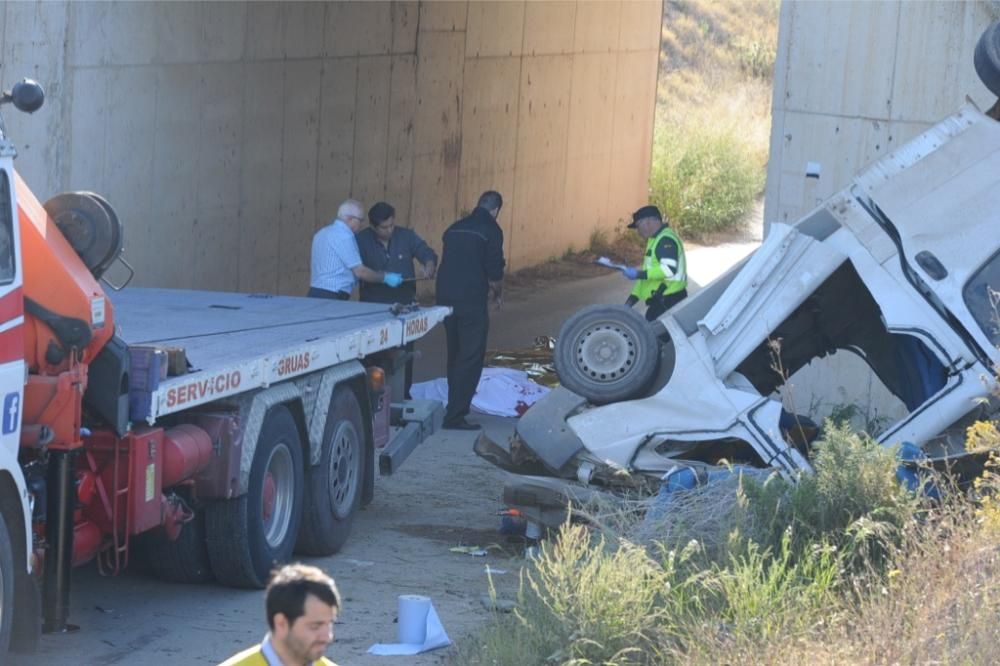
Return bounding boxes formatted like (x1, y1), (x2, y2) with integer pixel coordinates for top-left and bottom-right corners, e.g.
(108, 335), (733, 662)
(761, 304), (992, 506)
(383, 272), (404, 287)
(622, 267), (640, 280)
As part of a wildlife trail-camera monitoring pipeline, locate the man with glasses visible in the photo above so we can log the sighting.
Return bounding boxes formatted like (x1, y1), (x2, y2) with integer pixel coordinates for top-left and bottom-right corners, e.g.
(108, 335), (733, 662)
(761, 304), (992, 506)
(309, 199), (404, 300)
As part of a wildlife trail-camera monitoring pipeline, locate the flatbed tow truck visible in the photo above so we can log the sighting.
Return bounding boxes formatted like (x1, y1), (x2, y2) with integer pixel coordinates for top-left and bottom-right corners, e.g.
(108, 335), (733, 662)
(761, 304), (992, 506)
(0, 79), (447, 653)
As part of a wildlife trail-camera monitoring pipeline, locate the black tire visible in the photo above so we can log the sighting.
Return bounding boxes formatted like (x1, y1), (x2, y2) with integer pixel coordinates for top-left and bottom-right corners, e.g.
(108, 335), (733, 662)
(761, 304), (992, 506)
(975, 21), (1000, 97)
(206, 405), (304, 588)
(555, 304), (660, 404)
(0, 512), (15, 654)
(296, 387), (366, 556)
(137, 509), (214, 584)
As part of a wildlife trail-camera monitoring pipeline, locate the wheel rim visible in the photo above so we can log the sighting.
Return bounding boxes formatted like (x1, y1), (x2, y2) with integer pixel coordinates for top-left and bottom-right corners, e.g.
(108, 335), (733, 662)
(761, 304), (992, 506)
(328, 420), (361, 520)
(574, 321), (638, 384)
(261, 442), (295, 549)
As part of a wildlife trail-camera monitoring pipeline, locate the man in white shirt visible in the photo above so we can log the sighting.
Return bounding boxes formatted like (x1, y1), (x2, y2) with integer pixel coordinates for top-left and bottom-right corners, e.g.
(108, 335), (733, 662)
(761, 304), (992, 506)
(309, 199), (403, 299)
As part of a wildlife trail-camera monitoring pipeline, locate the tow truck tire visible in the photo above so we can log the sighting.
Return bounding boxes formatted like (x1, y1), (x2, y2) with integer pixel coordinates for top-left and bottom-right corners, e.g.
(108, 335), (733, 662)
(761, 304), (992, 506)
(138, 509), (214, 584)
(206, 406), (304, 588)
(0, 512), (15, 654)
(555, 304), (660, 404)
(975, 21), (1000, 97)
(296, 386), (365, 556)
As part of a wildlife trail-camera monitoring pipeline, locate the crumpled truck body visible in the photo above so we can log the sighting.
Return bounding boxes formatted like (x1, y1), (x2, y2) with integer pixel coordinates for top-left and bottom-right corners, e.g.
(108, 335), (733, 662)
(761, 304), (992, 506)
(485, 105), (1000, 525)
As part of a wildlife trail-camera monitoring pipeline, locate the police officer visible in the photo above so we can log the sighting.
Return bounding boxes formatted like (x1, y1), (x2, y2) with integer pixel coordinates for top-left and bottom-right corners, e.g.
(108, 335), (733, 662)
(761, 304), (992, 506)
(622, 205), (687, 321)
(435, 190), (506, 431)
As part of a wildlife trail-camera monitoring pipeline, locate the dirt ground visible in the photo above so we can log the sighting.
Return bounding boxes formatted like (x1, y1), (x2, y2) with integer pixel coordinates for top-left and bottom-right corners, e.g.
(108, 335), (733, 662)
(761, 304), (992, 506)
(11, 220), (761, 665)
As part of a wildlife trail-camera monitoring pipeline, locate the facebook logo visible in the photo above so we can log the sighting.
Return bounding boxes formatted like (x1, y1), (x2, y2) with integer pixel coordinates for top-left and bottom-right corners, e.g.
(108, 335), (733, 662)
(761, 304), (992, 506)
(2, 393), (18, 435)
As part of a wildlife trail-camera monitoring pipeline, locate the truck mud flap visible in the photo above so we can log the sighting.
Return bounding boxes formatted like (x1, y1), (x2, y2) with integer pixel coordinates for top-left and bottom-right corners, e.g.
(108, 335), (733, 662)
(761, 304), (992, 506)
(380, 400), (443, 475)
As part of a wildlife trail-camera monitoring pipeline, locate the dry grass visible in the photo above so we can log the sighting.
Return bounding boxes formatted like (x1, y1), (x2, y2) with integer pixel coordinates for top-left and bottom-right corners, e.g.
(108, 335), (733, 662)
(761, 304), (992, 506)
(461, 423), (1000, 665)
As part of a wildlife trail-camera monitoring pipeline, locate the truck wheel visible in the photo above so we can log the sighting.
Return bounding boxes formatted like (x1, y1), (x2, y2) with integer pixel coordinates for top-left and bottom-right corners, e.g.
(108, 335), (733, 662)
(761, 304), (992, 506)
(555, 304), (660, 404)
(0, 512), (15, 654)
(975, 22), (1000, 97)
(137, 509), (214, 584)
(206, 406), (304, 588)
(296, 387), (365, 556)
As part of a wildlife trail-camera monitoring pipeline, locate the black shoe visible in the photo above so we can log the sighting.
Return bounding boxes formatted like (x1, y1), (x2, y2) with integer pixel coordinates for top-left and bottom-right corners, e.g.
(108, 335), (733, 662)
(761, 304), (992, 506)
(443, 418), (481, 431)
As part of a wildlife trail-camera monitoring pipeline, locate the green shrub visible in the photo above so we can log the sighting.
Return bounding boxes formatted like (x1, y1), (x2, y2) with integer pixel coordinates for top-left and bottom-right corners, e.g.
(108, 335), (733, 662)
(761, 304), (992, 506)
(649, 119), (765, 240)
(734, 38), (777, 79)
(739, 422), (917, 571)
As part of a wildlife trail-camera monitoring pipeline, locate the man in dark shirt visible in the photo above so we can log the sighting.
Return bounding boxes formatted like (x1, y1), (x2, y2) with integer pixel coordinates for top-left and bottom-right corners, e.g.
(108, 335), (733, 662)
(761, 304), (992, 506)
(356, 202), (438, 305)
(435, 190), (506, 430)
(357, 201), (438, 397)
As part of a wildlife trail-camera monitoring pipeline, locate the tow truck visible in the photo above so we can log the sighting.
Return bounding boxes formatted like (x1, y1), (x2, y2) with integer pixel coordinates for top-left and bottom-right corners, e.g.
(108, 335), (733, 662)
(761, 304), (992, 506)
(0, 79), (447, 653)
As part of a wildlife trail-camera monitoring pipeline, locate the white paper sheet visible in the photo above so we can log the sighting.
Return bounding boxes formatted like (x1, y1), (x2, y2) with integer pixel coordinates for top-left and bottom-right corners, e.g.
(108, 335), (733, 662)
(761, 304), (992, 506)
(595, 255), (630, 272)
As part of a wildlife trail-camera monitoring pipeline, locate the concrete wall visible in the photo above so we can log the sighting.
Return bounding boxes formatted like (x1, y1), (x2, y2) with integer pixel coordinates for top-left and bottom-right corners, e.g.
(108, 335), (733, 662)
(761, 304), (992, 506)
(0, 1), (660, 294)
(765, 0), (999, 227)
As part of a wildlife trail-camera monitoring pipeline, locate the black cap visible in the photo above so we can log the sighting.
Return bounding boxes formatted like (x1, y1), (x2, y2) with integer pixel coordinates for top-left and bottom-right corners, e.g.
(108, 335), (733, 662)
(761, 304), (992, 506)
(368, 201), (395, 225)
(628, 204), (662, 228)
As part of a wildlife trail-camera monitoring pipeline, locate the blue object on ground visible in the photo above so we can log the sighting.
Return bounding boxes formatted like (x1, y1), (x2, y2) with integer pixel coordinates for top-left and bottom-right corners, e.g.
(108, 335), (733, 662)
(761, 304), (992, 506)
(895, 441), (940, 500)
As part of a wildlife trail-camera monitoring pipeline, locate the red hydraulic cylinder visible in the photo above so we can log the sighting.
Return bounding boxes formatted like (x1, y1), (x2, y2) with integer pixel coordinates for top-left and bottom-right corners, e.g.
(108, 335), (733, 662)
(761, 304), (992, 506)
(161, 425), (213, 488)
(71, 521), (102, 567)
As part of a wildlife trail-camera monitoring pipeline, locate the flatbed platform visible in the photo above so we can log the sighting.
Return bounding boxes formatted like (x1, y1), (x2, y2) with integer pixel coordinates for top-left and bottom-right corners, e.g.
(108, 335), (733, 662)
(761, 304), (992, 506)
(110, 288), (449, 422)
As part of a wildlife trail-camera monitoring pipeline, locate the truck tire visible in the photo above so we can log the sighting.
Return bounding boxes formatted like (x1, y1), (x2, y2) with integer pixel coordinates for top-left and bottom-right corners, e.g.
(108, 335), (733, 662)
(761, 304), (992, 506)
(296, 387), (365, 556)
(975, 21), (1000, 97)
(137, 509), (214, 584)
(0, 512), (15, 654)
(206, 406), (304, 588)
(555, 304), (660, 404)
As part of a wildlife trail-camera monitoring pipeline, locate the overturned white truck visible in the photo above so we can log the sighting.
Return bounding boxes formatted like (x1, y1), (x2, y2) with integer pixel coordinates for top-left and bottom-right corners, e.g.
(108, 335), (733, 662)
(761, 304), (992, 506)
(480, 102), (1000, 528)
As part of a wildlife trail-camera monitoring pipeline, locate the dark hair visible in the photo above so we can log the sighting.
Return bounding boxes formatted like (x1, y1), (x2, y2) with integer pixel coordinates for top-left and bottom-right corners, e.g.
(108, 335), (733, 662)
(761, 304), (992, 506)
(265, 563), (341, 629)
(477, 190), (503, 213)
(368, 201), (395, 226)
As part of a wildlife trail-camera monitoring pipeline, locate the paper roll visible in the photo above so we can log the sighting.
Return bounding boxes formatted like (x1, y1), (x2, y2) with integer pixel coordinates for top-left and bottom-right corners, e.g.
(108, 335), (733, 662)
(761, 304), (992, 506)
(398, 594), (431, 644)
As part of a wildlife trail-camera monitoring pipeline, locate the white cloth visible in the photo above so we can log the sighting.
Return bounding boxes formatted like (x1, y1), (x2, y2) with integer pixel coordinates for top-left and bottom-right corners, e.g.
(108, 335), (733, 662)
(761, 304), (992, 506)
(310, 219), (362, 293)
(410, 367), (550, 417)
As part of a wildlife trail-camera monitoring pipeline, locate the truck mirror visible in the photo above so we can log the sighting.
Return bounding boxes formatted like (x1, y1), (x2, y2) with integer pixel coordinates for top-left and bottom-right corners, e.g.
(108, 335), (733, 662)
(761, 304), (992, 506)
(10, 78), (44, 113)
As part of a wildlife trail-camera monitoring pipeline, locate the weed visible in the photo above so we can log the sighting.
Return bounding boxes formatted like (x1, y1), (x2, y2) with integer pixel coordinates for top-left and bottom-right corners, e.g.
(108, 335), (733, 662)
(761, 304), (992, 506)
(650, 114), (765, 239)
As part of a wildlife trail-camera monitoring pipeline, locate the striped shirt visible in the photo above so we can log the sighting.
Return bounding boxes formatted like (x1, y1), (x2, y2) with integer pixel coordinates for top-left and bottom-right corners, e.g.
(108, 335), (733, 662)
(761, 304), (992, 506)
(310, 219), (361, 294)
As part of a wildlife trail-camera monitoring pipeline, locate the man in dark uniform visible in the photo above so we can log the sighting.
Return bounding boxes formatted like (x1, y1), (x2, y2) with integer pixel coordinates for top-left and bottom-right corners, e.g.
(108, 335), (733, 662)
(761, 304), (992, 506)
(357, 201), (438, 397)
(435, 191), (506, 430)
(622, 205), (687, 321)
(357, 202), (438, 305)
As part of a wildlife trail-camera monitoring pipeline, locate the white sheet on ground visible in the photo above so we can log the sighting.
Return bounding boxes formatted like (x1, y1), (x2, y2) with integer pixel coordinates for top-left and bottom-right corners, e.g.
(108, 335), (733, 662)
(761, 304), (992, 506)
(367, 599), (451, 656)
(410, 367), (551, 417)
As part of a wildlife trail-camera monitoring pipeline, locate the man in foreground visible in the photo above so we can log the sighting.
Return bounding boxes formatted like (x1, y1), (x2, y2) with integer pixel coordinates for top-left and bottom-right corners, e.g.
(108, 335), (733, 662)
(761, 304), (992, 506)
(622, 205), (687, 321)
(220, 563), (341, 666)
(309, 198), (404, 300)
(435, 190), (506, 430)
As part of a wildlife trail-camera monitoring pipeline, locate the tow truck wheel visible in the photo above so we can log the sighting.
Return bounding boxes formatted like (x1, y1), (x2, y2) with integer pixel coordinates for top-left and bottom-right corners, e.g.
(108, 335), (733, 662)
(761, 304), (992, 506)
(137, 509), (214, 584)
(296, 386), (365, 556)
(206, 406), (304, 588)
(0, 512), (14, 654)
(555, 304), (660, 404)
